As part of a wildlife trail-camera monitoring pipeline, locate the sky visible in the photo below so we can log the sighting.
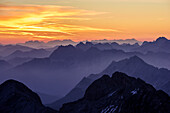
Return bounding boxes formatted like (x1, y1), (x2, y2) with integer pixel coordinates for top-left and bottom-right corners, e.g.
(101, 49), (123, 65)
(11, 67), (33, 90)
(0, 0), (170, 44)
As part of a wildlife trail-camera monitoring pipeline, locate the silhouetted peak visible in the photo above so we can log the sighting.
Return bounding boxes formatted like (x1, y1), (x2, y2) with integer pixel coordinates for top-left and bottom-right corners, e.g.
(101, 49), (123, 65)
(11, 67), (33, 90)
(61, 72), (169, 113)
(128, 55), (144, 63)
(1, 79), (24, 89)
(0, 80), (58, 113)
(77, 42), (84, 45)
(25, 40), (44, 44)
(111, 71), (128, 79)
(84, 72), (146, 100)
(85, 41), (93, 45)
(58, 45), (75, 50)
(52, 45), (76, 53)
(0, 79), (41, 103)
(142, 41), (149, 45)
(50, 45), (81, 59)
(156, 37), (168, 42)
(0, 79), (35, 94)
(133, 42), (139, 46)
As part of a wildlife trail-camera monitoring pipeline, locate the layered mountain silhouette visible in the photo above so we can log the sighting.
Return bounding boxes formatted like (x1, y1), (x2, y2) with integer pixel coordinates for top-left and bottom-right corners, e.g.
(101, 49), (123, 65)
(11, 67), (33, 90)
(6, 49), (51, 60)
(17, 39), (140, 49)
(0, 60), (12, 72)
(18, 39), (77, 49)
(1, 37), (170, 106)
(3, 49), (51, 66)
(91, 38), (142, 45)
(134, 37), (170, 53)
(60, 72), (170, 113)
(1, 45), (138, 98)
(76, 41), (140, 52)
(0, 45), (33, 57)
(0, 79), (57, 113)
(50, 56), (170, 110)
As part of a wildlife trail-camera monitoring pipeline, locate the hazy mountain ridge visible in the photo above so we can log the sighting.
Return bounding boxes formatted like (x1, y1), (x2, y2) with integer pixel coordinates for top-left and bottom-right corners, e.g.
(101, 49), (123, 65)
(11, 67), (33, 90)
(134, 37), (170, 53)
(6, 49), (51, 59)
(50, 56), (170, 110)
(18, 40), (77, 49)
(0, 44), (33, 57)
(0, 37), (170, 109)
(76, 41), (140, 52)
(1, 45), (134, 96)
(1, 40), (170, 105)
(16, 39), (141, 49)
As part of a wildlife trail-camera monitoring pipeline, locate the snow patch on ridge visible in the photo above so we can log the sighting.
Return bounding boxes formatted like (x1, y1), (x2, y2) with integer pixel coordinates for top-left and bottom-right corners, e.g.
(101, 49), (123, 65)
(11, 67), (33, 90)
(101, 105), (118, 113)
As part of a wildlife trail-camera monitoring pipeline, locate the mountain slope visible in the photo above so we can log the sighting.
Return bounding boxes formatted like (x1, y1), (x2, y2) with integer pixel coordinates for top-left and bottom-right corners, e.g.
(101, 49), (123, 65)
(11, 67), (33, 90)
(0, 60), (12, 72)
(0, 45), (33, 57)
(50, 56), (170, 110)
(0, 79), (57, 113)
(60, 72), (170, 113)
(6, 49), (51, 60)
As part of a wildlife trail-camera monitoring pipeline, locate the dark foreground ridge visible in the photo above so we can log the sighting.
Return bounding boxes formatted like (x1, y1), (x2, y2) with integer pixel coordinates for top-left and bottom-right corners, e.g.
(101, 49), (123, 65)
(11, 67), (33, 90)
(60, 72), (170, 113)
(0, 72), (169, 113)
(0, 79), (58, 113)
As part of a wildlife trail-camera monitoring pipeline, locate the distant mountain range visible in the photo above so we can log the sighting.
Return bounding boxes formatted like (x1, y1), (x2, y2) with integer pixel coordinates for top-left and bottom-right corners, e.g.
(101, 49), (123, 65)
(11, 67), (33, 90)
(18, 40), (77, 49)
(16, 38), (141, 49)
(1, 45), (135, 97)
(60, 72), (170, 113)
(134, 37), (170, 53)
(0, 45), (33, 57)
(91, 38), (142, 45)
(76, 41), (140, 52)
(0, 37), (170, 107)
(50, 56), (170, 110)
(5, 49), (51, 60)
(1, 37), (170, 68)
(0, 73), (169, 113)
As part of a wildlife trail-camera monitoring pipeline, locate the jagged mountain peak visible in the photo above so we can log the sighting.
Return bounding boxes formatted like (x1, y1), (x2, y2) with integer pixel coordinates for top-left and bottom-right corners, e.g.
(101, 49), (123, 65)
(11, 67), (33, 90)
(102, 56), (146, 74)
(156, 37), (168, 42)
(50, 45), (79, 59)
(57, 45), (75, 50)
(84, 72), (149, 101)
(60, 72), (170, 113)
(85, 41), (93, 45)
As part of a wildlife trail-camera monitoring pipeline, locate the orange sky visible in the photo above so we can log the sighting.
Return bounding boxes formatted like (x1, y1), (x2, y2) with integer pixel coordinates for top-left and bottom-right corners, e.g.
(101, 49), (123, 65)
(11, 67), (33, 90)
(0, 0), (170, 44)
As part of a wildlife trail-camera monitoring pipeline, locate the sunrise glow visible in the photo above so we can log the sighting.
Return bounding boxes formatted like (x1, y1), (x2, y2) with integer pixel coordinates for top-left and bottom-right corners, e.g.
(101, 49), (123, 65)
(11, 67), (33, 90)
(0, 0), (170, 44)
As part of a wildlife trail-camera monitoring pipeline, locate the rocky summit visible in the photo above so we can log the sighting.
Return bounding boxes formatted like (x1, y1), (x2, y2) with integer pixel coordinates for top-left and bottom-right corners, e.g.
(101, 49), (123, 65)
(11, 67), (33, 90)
(60, 72), (170, 113)
(0, 79), (57, 113)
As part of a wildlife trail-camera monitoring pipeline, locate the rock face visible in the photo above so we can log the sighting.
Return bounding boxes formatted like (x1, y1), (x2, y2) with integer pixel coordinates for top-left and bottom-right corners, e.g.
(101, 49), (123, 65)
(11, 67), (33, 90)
(60, 72), (170, 113)
(0, 79), (57, 113)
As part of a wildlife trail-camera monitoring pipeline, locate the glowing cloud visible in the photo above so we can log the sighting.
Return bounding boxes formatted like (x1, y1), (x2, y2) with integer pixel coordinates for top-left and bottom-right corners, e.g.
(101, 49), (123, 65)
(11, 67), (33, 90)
(0, 4), (120, 43)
